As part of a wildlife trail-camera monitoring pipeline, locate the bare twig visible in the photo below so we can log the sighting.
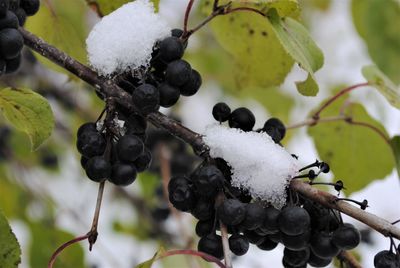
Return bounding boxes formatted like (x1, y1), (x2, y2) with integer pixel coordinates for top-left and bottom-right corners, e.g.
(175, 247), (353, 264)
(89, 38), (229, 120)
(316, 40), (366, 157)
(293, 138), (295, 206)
(88, 181), (105, 250)
(312, 83), (369, 119)
(48, 234), (90, 268)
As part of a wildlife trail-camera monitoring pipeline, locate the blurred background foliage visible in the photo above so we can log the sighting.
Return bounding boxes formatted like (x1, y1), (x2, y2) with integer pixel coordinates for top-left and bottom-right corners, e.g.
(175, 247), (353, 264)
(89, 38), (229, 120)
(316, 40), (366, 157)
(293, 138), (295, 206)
(0, 0), (400, 267)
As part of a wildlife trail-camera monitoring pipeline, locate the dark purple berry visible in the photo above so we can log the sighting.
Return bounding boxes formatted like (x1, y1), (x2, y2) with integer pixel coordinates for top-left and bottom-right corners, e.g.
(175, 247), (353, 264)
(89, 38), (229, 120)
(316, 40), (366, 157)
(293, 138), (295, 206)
(133, 147), (152, 172)
(165, 60), (192, 87)
(217, 199), (246, 226)
(278, 206), (310, 236)
(116, 134), (144, 162)
(0, 28), (23, 59)
(109, 163), (137, 186)
(228, 107), (255, 132)
(159, 36), (184, 62)
(180, 69), (201, 96)
(332, 223), (361, 250)
(198, 234), (223, 260)
(229, 234), (249, 256)
(158, 82), (180, 107)
(85, 156), (111, 182)
(132, 83), (160, 115)
(212, 102), (231, 122)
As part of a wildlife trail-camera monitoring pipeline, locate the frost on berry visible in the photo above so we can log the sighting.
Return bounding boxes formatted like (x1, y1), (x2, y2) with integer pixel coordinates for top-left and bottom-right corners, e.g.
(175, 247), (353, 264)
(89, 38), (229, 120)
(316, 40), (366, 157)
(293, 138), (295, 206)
(203, 124), (300, 208)
(86, 0), (170, 76)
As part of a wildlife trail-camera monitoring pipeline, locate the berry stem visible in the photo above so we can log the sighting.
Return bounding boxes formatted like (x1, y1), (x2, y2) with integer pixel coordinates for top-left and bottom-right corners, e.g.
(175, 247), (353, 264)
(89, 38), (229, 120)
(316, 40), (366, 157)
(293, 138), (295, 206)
(345, 118), (391, 145)
(220, 222), (233, 268)
(47, 234), (90, 268)
(287, 115), (348, 129)
(312, 82), (370, 119)
(183, 0), (195, 34)
(88, 181), (105, 250)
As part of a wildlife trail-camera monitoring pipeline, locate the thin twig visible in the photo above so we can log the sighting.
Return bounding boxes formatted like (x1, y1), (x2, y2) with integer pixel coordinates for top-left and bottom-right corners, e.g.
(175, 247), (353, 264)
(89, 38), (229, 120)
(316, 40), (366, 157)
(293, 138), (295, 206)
(312, 83), (370, 119)
(287, 115), (348, 129)
(346, 119), (391, 145)
(183, 0), (195, 34)
(47, 234), (90, 268)
(219, 223), (232, 268)
(88, 181), (105, 250)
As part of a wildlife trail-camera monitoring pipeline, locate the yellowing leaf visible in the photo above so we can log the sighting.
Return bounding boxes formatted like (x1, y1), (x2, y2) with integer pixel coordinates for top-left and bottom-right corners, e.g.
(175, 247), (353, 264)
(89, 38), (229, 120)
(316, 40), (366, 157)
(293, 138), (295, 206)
(268, 9), (323, 96)
(204, 0), (299, 88)
(362, 65), (400, 109)
(0, 210), (21, 268)
(0, 88), (54, 150)
(25, 0), (88, 76)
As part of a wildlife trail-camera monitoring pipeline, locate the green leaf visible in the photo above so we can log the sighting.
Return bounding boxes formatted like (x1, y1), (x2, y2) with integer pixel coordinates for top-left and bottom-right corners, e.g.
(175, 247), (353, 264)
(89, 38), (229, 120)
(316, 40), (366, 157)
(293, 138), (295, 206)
(362, 65), (400, 109)
(0, 88), (54, 150)
(308, 98), (394, 194)
(352, 0), (400, 84)
(295, 74), (319, 96)
(90, 0), (160, 15)
(390, 136), (400, 179)
(268, 8), (324, 96)
(29, 222), (85, 268)
(204, 0), (298, 88)
(0, 210), (21, 268)
(135, 248), (165, 268)
(25, 0), (88, 76)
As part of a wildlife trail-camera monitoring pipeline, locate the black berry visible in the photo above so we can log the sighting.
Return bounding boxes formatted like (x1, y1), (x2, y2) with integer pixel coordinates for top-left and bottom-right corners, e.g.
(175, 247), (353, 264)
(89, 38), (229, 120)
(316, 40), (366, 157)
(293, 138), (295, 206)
(212, 102), (231, 122)
(165, 60), (192, 87)
(229, 107), (255, 131)
(132, 83), (160, 115)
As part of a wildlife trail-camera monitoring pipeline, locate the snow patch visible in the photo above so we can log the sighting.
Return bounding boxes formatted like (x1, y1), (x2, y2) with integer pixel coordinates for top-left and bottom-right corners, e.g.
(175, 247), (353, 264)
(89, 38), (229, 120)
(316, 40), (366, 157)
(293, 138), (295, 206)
(203, 124), (300, 208)
(86, 0), (170, 76)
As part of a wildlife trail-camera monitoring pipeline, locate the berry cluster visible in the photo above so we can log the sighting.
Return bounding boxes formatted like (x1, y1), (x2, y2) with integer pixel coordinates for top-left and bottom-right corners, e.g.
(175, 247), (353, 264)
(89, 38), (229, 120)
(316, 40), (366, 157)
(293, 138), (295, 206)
(116, 29), (202, 114)
(166, 104), (364, 267)
(212, 102), (286, 143)
(77, 112), (152, 186)
(0, 0), (40, 75)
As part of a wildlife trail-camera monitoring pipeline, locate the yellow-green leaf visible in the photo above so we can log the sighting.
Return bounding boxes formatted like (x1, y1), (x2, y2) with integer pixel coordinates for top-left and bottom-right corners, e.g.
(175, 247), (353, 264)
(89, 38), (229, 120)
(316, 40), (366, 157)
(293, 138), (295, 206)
(362, 65), (400, 109)
(268, 8), (323, 96)
(308, 98), (394, 194)
(25, 0), (88, 76)
(204, 0), (298, 88)
(0, 210), (21, 268)
(90, 0), (160, 15)
(0, 88), (54, 150)
(295, 74), (318, 96)
(352, 0), (400, 84)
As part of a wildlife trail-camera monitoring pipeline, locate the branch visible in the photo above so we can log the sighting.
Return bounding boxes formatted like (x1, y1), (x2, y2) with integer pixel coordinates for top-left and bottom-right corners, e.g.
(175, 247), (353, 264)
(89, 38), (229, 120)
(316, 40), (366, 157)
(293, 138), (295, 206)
(19, 28), (400, 242)
(312, 83), (369, 119)
(291, 180), (400, 239)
